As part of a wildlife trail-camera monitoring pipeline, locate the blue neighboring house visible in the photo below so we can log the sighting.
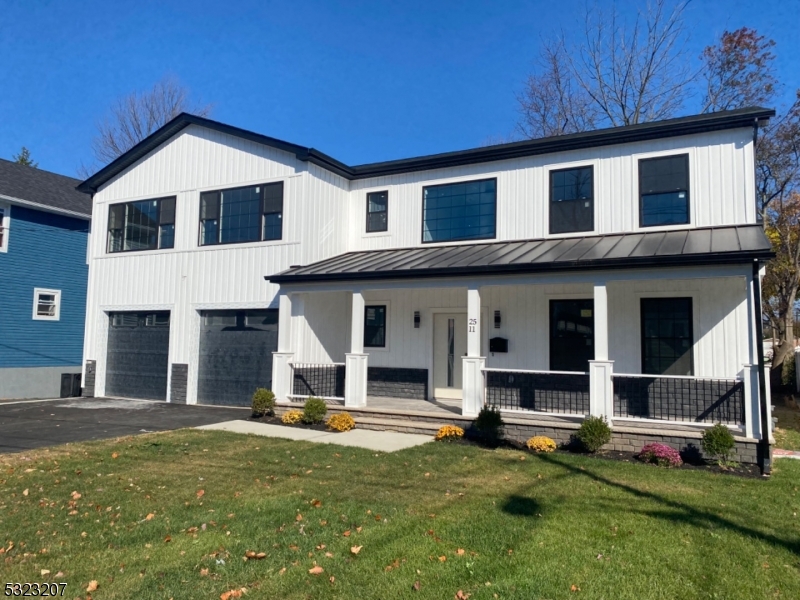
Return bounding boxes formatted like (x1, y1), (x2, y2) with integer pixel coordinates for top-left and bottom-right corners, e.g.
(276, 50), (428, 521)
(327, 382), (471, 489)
(0, 158), (91, 399)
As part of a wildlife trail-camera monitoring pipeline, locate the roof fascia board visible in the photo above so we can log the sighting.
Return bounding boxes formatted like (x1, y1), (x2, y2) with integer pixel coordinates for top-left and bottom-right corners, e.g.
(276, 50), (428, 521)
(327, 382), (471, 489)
(0, 193), (91, 220)
(77, 107), (775, 192)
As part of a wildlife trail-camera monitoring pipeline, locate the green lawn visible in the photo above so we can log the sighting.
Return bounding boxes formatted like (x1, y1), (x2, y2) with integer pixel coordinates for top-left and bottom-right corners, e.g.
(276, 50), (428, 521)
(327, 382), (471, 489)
(774, 394), (800, 450)
(2, 431), (800, 600)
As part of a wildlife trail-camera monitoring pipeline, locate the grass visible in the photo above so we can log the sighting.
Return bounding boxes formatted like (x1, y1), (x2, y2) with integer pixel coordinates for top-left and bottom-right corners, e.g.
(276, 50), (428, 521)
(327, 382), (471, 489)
(773, 393), (800, 451)
(2, 431), (800, 600)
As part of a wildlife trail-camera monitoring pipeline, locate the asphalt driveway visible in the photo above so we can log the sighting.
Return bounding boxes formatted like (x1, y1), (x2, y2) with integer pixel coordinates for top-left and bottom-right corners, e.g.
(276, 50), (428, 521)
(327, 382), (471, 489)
(0, 397), (248, 453)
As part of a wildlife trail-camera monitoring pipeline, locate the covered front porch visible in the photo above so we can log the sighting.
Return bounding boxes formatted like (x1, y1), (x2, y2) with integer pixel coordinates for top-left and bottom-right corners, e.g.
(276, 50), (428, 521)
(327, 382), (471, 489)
(268, 226), (774, 465)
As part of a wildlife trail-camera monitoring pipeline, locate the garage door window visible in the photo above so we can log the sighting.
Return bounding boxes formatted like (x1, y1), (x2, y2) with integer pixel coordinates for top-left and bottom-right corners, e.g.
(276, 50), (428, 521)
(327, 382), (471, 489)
(111, 312), (170, 327)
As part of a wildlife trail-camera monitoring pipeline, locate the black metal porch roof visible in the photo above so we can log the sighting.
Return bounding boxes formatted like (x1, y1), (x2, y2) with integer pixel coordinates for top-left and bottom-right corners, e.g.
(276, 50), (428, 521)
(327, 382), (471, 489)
(268, 224), (773, 284)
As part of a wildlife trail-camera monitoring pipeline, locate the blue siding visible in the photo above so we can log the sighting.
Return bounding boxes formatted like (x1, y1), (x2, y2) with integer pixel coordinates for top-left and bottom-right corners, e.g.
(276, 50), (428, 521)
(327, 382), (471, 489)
(0, 205), (89, 367)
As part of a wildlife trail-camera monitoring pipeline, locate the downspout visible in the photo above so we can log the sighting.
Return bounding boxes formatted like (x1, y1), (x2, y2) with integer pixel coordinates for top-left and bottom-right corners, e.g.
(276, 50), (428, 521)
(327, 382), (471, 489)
(753, 259), (771, 476)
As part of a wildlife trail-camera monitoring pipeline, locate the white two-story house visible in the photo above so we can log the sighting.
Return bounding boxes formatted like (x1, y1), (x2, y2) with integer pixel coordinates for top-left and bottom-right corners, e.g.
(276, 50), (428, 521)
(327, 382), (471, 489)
(77, 107), (775, 468)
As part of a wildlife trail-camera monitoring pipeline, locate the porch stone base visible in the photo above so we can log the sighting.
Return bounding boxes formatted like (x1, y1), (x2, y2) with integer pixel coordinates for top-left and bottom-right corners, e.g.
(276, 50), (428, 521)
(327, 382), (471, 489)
(367, 367), (427, 400)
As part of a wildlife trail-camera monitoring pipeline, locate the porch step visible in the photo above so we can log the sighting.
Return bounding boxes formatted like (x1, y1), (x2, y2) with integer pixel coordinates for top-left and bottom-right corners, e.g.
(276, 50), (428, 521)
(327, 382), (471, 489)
(354, 417), (443, 436)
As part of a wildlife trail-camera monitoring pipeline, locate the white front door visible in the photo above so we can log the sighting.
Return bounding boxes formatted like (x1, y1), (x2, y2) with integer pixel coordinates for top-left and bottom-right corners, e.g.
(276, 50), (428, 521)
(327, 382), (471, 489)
(433, 313), (467, 400)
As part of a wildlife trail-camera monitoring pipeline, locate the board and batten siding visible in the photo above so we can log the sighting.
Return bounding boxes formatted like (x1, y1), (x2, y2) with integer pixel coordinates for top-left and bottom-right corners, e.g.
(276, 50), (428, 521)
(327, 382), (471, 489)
(0, 205), (88, 368)
(346, 128), (755, 251)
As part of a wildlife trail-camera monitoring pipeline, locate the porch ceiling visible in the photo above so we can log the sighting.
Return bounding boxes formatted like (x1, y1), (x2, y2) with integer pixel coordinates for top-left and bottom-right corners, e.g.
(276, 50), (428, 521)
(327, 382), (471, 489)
(268, 224), (773, 284)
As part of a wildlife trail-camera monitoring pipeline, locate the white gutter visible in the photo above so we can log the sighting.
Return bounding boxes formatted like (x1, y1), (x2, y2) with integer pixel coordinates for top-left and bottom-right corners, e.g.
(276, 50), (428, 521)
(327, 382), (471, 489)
(0, 192), (91, 220)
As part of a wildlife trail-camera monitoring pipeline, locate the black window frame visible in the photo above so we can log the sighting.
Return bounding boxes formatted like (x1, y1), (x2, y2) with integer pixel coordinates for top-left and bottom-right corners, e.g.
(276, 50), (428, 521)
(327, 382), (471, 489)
(366, 190), (388, 233)
(363, 304), (387, 348)
(421, 177), (497, 244)
(106, 196), (176, 253)
(549, 165), (594, 234)
(549, 299), (595, 372)
(638, 154), (690, 228)
(640, 297), (694, 376)
(198, 181), (284, 247)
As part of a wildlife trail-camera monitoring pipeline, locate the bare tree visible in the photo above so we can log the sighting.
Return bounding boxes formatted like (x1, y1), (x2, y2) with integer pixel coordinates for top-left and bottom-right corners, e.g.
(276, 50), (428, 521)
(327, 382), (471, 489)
(82, 76), (211, 175)
(517, 0), (692, 138)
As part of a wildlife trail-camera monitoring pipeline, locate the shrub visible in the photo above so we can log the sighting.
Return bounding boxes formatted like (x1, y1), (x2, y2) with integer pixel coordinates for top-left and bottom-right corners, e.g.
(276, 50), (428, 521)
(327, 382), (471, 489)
(576, 416), (611, 453)
(302, 397), (328, 424)
(281, 409), (303, 425)
(251, 388), (276, 417)
(701, 423), (736, 466)
(473, 406), (504, 446)
(639, 442), (683, 467)
(435, 425), (465, 441)
(326, 412), (356, 432)
(526, 436), (556, 453)
(782, 353), (797, 388)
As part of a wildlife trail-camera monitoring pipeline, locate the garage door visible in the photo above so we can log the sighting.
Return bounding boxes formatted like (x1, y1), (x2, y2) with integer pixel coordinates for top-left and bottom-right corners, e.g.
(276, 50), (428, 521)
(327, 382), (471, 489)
(197, 309), (278, 406)
(106, 311), (170, 400)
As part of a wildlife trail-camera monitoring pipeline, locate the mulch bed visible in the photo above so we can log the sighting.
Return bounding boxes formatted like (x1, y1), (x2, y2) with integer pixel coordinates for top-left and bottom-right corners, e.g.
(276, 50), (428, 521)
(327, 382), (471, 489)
(248, 413), (330, 432)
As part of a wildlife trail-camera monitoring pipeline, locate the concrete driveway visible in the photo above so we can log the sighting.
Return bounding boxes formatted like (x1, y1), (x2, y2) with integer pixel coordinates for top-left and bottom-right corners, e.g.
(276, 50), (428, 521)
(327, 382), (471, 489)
(0, 397), (248, 454)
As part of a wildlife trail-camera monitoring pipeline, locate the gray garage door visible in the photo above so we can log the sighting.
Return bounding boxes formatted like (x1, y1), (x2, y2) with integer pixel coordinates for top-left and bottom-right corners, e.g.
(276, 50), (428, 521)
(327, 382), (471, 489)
(106, 312), (170, 400)
(197, 309), (278, 406)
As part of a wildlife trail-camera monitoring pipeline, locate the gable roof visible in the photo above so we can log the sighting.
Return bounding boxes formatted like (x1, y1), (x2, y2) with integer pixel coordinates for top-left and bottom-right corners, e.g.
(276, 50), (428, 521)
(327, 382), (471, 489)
(77, 106), (775, 194)
(0, 158), (91, 218)
(269, 224), (773, 284)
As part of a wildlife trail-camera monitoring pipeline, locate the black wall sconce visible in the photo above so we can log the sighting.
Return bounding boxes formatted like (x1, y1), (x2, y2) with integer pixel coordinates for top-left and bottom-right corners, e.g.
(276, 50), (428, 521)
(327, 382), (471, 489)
(494, 310), (501, 328)
(414, 311), (421, 328)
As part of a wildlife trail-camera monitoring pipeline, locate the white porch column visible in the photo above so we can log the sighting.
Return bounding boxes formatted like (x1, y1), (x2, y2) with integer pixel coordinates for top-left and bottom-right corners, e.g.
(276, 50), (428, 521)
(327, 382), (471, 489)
(272, 291), (295, 403)
(590, 281), (613, 421)
(462, 285), (485, 418)
(345, 290), (367, 408)
(742, 364), (760, 439)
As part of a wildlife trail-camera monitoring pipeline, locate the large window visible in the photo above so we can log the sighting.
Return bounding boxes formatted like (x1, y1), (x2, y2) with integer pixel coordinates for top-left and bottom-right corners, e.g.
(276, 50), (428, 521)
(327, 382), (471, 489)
(550, 299), (594, 372)
(364, 305), (386, 348)
(422, 178), (496, 243)
(639, 154), (690, 227)
(107, 197), (175, 253)
(641, 298), (694, 375)
(366, 191), (388, 233)
(550, 166), (594, 234)
(199, 182), (283, 246)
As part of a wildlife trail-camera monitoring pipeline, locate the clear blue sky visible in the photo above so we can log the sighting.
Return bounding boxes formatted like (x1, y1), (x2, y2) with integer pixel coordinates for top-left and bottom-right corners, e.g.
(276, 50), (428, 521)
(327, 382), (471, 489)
(1, 0), (798, 178)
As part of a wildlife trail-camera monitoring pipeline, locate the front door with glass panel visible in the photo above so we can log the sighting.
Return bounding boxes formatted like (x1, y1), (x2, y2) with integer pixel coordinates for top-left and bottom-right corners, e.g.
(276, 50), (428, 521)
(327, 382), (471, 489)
(550, 300), (594, 372)
(433, 313), (467, 399)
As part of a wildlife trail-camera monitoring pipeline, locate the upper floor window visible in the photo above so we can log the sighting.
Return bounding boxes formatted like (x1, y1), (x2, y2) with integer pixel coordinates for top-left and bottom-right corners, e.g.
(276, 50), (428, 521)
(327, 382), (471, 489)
(0, 203), (8, 252)
(639, 154), (689, 227)
(366, 191), (388, 233)
(550, 166), (594, 234)
(422, 178), (496, 243)
(33, 288), (61, 321)
(107, 197), (175, 253)
(199, 181), (283, 246)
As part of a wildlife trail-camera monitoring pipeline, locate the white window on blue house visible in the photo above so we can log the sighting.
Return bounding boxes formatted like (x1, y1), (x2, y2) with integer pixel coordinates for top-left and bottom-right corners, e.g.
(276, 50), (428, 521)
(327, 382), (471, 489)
(33, 288), (61, 321)
(0, 202), (9, 252)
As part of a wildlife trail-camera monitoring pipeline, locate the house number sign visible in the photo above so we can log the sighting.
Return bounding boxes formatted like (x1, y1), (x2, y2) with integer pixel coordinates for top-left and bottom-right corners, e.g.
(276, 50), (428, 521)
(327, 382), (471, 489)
(468, 318), (478, 332)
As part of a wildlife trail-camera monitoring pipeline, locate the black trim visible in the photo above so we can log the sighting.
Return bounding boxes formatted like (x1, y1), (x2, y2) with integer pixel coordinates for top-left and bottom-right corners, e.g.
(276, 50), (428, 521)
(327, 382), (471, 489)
(638, 154), (690, 228)
(106, 196), (176, 253)
(77, 108), (776, 193)
(198, 181), (284, 246)
(421, 177), (497, 244)
(364, 304), (387, 348)
(366, 190), (388, 233)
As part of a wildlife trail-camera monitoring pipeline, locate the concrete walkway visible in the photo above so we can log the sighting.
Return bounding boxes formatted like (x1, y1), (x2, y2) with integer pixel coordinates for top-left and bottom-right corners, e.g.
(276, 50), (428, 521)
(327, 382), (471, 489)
(773, 448), (800, 460)
(196, 420), (432, 452)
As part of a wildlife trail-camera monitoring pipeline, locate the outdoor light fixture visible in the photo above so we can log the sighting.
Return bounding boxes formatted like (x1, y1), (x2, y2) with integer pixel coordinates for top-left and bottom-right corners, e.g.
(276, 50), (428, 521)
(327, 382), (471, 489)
(414, 311), (421, 328)
(494, 310), (501, 328)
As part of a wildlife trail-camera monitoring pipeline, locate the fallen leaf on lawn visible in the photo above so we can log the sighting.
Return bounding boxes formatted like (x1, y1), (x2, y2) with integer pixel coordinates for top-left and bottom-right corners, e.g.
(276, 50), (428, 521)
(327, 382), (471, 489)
(40, 569), (50, 576)
(196, 490), (205, 498)
(325, 552), (333, 557)
(220, 589), (245, 600)
(81, 531), (87, 538)
(456, 591), (471, 599)
(412, 581), (421, 591)
(200, 568), (209, 576)
(309, 566), (324, 575)
(112, 452), (119, 459)
(22, 489), (29, 496)
(438, 556), (447, 562)
(342, 530), (351, 537)
(71, 491), (81, 500)
(570, 584), (580, 592)
(424, 473), (430, 477)
(311, 499), (322, 508)
(296, 513), (303, 522)
(54, 572), (64, 578)
(145, 513), (154, 521)
(278, 567), (286, 575)
(289, 544), (299, 551)
(316, 544), (326, 550)
(356, 526), (362, 533)
(456, 548), (465, 555)
(164, 536), (172, 543)
(329, 576), (335, 583)
(86, 580), (99, 592)
(350, 545), (362, 555)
